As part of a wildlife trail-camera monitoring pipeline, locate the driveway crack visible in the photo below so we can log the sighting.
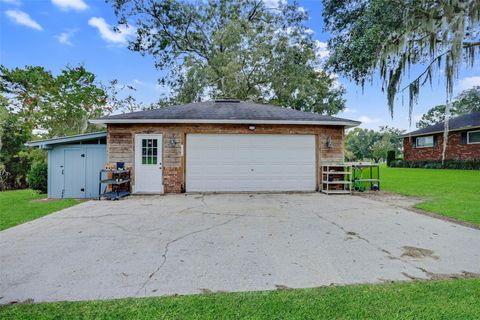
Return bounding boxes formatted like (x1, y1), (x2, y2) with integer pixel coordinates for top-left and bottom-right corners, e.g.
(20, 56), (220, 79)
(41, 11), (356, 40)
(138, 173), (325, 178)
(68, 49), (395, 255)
(311, 211), (440, 278)
(135, 215), (242, 295)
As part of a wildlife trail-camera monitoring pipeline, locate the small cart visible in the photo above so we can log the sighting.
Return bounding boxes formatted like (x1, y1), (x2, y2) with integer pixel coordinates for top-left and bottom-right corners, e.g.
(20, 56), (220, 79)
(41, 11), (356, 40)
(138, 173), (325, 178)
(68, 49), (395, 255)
(352, 164), (380, 192)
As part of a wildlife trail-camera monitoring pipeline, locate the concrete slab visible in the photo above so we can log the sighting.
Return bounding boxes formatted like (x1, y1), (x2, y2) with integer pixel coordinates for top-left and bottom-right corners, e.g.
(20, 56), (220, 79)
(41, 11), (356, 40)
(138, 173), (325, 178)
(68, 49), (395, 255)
(1, 193), (479, 303)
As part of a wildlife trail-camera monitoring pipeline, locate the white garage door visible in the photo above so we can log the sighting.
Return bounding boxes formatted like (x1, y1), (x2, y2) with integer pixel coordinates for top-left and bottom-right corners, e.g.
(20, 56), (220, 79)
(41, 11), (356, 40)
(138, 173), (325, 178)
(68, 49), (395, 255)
(186, 134), (316, 192)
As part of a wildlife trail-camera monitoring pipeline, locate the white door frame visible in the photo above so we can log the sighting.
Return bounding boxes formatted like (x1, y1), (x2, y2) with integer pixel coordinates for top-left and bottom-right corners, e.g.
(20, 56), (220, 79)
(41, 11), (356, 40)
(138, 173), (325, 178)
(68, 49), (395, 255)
(134, 134), (164, 193)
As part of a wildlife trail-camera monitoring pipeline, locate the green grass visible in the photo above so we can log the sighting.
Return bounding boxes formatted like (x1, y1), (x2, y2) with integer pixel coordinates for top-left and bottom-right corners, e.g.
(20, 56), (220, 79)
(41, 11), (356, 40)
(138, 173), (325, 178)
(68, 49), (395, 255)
(0, 189), (80, 231)
(379, 166), (480, 226)
(1, 279), (479, 319)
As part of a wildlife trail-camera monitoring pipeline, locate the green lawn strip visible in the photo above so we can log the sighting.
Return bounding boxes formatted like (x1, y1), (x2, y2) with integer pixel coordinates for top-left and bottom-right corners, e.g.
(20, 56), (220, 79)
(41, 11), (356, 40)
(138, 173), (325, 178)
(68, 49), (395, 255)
(379, 166), (480, 226)
(0, 189), (79, 231)
(1, 279), (479, 320)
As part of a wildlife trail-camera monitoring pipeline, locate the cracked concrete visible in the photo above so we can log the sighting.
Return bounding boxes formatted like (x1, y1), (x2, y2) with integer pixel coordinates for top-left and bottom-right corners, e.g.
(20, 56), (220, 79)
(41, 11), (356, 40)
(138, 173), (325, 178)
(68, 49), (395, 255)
(1, 193), (479, 303)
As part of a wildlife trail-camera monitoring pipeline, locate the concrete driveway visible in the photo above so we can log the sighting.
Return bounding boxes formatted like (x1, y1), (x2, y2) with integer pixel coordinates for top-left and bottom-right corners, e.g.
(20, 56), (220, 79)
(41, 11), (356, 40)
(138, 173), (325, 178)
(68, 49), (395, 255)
(1, 193), (479, 303)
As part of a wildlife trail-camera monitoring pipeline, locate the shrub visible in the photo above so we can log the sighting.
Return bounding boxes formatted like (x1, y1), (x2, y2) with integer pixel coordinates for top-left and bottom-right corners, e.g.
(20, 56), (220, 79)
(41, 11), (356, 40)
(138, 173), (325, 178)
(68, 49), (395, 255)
(28, 162), (48, 193)
(390, 159), (480, 170)
(386, 150), (396, 167)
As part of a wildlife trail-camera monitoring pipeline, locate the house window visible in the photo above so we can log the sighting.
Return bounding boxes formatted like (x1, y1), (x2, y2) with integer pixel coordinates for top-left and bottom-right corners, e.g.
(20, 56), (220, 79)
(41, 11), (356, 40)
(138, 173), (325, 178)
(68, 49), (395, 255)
(141, 139), (158, 164)
(467, 130), (480, 144)
(416, 136), (434, 148)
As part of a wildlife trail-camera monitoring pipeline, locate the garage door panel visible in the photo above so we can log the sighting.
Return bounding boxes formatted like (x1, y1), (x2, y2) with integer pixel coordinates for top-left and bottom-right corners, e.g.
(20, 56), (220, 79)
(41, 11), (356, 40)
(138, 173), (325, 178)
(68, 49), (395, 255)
(186, 134), (316, 192)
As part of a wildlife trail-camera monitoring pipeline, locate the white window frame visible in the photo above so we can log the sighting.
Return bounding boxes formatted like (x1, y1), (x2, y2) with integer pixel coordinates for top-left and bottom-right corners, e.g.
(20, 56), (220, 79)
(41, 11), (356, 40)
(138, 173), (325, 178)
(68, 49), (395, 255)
(467, 130), (480, 144)
(415, 135), (434, 148)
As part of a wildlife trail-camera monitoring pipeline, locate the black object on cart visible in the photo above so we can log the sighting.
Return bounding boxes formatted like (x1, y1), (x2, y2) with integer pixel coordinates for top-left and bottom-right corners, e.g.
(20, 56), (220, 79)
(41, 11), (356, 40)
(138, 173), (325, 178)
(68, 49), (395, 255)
(99, 169), (131, 200)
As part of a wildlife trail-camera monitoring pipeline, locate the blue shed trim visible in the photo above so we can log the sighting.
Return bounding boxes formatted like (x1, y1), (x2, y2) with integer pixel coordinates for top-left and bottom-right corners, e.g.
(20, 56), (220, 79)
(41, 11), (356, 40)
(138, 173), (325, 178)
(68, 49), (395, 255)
(26, 131), (107, 148)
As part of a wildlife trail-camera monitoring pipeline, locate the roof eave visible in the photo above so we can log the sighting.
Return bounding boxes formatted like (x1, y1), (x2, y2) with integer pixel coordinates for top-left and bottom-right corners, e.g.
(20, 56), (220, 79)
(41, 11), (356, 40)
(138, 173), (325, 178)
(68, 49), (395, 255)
(26, 131), (107, 148)
(400, 125), (480, 138)
(89, 118), (361, 128)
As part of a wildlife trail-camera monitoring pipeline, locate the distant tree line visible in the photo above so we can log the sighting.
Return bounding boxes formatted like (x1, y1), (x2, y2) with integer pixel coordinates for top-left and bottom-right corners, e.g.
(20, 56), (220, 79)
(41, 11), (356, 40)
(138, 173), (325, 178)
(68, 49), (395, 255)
(344, 126), (405, 163)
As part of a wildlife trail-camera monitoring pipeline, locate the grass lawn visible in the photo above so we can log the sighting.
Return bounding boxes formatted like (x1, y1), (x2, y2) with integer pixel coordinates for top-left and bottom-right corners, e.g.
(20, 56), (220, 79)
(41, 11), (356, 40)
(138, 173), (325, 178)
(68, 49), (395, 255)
(0, 189), (80, 231)
(1, 279), (479, 319)
(379, 166), (480, 226)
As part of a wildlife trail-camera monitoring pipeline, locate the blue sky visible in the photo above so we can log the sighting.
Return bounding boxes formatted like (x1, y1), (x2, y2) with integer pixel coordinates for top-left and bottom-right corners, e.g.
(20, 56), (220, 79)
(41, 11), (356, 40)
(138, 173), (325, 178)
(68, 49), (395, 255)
(1, 0), (479, 131)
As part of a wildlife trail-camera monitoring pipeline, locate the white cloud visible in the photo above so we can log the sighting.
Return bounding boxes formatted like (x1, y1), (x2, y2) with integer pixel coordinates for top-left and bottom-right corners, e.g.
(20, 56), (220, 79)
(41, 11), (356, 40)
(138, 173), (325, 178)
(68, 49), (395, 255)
(51, 0), (88, 11)
(5, 10), (42, 30)
(88, 17), (134, 45)
(343, 108), (357, 114)
(262, 0), (286, 9)
(358, 116), (382, 124)
(458, 76), (480, 90)
(315, 40), (329, 60)
(297, 6), (306, 14)
(1, 0), (21, 6)
(55, 29), (76, 45)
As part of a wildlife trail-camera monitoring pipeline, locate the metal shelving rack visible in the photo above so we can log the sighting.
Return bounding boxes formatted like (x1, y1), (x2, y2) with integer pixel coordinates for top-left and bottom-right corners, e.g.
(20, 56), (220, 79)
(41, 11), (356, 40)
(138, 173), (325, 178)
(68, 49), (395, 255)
(99, 169), (131, 200)
(352, 164), (380, 191)
(321, 164), (352, 194)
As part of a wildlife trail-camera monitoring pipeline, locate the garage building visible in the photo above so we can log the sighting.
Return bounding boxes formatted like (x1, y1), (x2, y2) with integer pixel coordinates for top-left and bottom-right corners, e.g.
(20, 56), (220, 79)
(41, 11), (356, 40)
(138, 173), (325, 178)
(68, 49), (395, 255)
(91, 100), (359, 194)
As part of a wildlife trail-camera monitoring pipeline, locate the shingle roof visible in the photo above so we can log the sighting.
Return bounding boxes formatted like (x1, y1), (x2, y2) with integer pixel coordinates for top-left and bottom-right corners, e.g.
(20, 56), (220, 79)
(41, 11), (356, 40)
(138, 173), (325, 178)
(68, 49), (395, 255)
(91, 100), (360, 127)
(403, 112), (480, 137)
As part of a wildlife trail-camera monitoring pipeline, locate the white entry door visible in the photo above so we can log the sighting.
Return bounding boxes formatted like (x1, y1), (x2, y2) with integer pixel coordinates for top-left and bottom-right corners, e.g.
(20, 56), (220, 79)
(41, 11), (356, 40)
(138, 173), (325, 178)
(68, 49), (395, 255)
(186, 134), (316, 192)
(135, 134), (163, 193)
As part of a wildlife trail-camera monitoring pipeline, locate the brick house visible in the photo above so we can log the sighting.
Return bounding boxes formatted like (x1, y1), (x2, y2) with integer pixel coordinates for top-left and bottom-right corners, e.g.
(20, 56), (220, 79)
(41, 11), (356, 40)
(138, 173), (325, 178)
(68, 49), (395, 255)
(91, 100), (360, 194)
(403, 112), (480, 161)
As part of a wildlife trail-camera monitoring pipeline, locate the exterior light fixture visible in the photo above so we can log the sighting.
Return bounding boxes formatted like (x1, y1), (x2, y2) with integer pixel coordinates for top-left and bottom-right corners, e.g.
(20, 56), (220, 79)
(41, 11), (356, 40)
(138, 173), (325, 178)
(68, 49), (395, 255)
(169, 134), (177, 147)
(326, 136), (334, 148)
(248, 125), (256, 131)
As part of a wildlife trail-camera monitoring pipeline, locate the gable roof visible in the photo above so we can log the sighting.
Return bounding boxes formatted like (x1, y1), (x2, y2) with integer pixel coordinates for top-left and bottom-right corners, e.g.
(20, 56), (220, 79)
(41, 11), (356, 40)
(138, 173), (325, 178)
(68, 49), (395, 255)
(90, 100), (360, 128)
(403, 112), (480, 137)
(26, 131), (107, 148)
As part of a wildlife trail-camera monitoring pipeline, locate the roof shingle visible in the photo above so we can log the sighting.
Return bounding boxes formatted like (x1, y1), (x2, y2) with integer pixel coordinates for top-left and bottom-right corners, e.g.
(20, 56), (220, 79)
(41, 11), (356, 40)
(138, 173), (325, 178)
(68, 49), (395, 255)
(91, 100), (360, 127)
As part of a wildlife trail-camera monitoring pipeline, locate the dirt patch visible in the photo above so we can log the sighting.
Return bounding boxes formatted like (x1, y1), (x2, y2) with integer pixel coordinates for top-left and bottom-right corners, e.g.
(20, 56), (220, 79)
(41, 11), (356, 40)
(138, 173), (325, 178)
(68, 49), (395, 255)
(198, 288), (213, 294)
(424, 270), (480, 280)
(275, 284), (290, 290)
(355, 191), (480, 231)
(415, 268), (480, 281)
(354, 191), (423, 208)
(401, 246), (439, 260)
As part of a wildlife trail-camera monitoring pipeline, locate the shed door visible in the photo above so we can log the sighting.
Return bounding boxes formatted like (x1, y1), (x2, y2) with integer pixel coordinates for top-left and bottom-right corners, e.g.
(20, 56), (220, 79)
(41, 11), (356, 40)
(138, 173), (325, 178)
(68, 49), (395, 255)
(63, 148), (86, 198)
(186, 134), (316, 192)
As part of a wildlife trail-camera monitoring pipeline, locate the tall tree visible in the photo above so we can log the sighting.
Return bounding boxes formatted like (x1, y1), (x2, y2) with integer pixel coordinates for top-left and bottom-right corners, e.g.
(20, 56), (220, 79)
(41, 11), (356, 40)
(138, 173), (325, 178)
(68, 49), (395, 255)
(416, 86), (480, 128)
(0, 65), (108, 137)
(416, 105), (447, 128)
(454, 86), (480, 114)
(109, 0), (345, 114)
(0, 107), (31, 189)
(323, 0), (480, 116)
(345, 126), (404, 161)
(344, 128), (382, 161)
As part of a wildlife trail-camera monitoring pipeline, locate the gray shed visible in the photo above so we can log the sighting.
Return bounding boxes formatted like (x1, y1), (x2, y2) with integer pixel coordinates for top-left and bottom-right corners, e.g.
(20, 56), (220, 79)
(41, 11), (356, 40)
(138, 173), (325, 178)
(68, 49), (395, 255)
(26, 132), (107, 199)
